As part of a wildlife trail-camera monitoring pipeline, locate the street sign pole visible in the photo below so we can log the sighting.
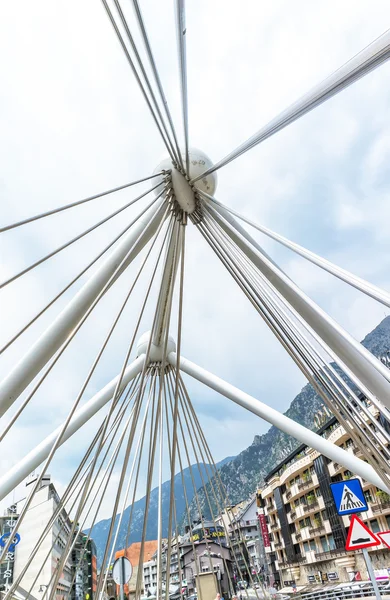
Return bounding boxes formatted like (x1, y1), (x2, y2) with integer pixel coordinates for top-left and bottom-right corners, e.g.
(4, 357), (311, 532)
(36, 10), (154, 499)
(112, 556), (132, 600)
(362, 548), (381, 600)
(120, 556), (125, 600)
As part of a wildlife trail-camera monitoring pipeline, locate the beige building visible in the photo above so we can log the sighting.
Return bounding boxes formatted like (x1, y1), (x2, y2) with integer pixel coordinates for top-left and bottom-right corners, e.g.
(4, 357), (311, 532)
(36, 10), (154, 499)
(257, 414), (390, 590)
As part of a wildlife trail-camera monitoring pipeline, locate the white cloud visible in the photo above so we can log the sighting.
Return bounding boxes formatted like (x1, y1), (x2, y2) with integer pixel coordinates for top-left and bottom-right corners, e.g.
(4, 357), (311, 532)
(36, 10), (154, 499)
(1, 0), (390, 528)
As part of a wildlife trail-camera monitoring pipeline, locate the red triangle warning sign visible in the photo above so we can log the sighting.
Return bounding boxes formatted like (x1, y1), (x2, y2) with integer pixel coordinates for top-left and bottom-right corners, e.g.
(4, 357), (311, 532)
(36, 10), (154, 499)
(346, 515), (380, 551)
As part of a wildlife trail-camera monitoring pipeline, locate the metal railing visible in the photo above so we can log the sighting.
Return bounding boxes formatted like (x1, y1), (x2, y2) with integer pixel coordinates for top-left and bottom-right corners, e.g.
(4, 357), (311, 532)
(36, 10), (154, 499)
(295, 581), (390, 600)
(314, 548), (347, 560)
(298, 479), (313, 490)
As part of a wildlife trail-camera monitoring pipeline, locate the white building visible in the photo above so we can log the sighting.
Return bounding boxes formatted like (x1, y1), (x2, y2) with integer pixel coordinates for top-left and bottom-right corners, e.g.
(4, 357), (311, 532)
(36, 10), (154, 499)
(228, 496), (269, 582)
(13, 474), (73, 600)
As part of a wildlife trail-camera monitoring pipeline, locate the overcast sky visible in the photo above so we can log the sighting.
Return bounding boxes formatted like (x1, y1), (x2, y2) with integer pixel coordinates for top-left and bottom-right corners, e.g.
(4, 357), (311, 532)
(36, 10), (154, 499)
(1, 1), (390, 522)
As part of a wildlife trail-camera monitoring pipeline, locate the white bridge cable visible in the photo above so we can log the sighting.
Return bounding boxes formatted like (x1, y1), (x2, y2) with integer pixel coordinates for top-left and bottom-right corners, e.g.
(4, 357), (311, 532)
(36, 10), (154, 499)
(162, 381), (204, 600)
(194, 211), (390, 488)
(100, 0), (179, 165)
(111, 0), (182, 168)
(190, 28), (390, 182)
(175, 0), (190, 174)
(197, 210), (390, 487)
(166, 368), (261, 600)
(0, 200), (170, 441)
(24, 379), (141, 600)
(202, 192), (390, 309)
(0, 195), (167, 418)
(166, 370), (247, 600)
(0, 173), (164, 233)
(164, 372), (225, 598)
(201, 210), (390, 454)
(52, 214), (177, 600)
(205, 201), (390, 408)
(5, 376), (140, 599)
(200, 201), (390, 422)
(0, 185), (171, 355)
(176, 372), (270, 600)
(0, 181), (165, 289)
(178, 375), (264, 581)
(96, 217), (180, 598)
(131, 0), (184, 171)
(99, 375), (156, 596)
(0, 205), (172, 565)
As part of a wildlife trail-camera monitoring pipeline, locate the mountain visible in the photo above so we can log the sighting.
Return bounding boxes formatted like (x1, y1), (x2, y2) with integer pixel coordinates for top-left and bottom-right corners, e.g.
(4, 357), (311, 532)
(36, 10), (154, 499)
(186, 316), (390, 519)
(89, 456), (234, 565)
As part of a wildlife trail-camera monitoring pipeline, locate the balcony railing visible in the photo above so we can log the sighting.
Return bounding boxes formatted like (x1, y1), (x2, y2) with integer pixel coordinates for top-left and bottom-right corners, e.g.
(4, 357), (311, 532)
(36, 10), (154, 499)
(295, 533), (301, 541)
(298, 479), (313, 490)
(371, 501), (390, 513)
(286, 491), (292, 500)
(303, 502), (319, 513)
(275, 543), (282, 549)
(279, 555), (306, 568)
(315, 548), (347, 560)
(270, 523), (278, 530)
(309, 524), (325, 535)
(290, 511), (296, 520)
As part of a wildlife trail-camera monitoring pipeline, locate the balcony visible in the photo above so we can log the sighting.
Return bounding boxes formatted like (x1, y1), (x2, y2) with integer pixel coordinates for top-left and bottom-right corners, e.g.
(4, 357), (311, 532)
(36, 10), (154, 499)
(371, 501), (390, 513)
(275, 543), (283, 549)
(303, 502), (319, 513)
(298, 478), (313, 490)
(309, 524), (326, 536)
(279, 555), (307, 568)
(315, 548), (348, 560)
(286, 491), (292, 500)
(270, 523), (279, 530)
(290, 511), (296, 520)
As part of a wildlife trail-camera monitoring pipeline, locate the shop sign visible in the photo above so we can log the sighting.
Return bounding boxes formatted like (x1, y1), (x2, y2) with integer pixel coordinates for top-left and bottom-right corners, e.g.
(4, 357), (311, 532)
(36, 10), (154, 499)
(258, 514), (270, 548)
(327, 572), (339, 581)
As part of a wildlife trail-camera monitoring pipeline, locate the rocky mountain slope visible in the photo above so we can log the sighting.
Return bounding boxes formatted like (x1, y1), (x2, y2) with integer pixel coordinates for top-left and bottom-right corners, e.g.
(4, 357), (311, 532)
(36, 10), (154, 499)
(186, 315), (390, 519)
(89, 456), (234, 565)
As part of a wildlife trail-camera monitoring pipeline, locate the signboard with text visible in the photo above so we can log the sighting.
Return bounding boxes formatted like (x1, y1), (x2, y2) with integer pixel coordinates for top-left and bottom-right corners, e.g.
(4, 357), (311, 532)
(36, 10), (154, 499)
(258, 513), (270, 548)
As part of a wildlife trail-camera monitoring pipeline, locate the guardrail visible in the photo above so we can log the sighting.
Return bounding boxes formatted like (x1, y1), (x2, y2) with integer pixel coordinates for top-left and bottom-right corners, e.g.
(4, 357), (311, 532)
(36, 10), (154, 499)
(295, 581), (390, 600)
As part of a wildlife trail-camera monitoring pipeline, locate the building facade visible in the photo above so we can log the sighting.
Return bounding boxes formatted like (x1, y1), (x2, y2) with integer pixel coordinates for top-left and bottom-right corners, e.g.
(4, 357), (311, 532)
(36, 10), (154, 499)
(257, 415), (390, 589)
(71, 534), (97, 600)
(13, 474), (73, 599)
(226, 497), (268, 584)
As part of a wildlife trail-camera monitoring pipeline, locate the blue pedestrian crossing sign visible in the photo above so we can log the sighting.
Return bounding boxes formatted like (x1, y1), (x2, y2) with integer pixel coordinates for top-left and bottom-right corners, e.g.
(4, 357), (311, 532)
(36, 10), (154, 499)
(330, 478), (368, 516)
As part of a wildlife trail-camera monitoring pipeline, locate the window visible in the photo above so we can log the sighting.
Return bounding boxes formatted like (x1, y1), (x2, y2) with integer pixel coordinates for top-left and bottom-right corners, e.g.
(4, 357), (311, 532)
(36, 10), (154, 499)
(315, 487), (322, 497)
(328, 534), (335, 550)
(386, 515), (390, 530)
(364, 490), (373, 503)
(345, 438), (354, 448)
(370, 519), (380, 533)
(309, 539), (317, 552)
(303, 542), (309, 553)
(320, 536), (329, 552)
(299, 520), (305, 530)
(305, 517), (311, 528)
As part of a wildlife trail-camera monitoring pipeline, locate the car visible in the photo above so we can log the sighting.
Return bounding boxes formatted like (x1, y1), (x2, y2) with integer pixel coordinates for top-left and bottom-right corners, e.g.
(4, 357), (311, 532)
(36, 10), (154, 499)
(186, 594), (197, 600)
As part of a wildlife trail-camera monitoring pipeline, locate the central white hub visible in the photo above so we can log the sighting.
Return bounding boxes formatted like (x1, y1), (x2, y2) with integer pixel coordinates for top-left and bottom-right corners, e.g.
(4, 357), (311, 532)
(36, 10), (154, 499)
(153, 148), (218, 214)
(136, 331), (176, 362)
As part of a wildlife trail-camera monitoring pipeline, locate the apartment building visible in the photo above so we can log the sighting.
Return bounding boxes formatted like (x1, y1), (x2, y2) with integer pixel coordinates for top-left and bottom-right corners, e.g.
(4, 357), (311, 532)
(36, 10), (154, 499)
(257, 415), (390, 590)
(13, 474), (73, 599)
(225, 498), (268, 583)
